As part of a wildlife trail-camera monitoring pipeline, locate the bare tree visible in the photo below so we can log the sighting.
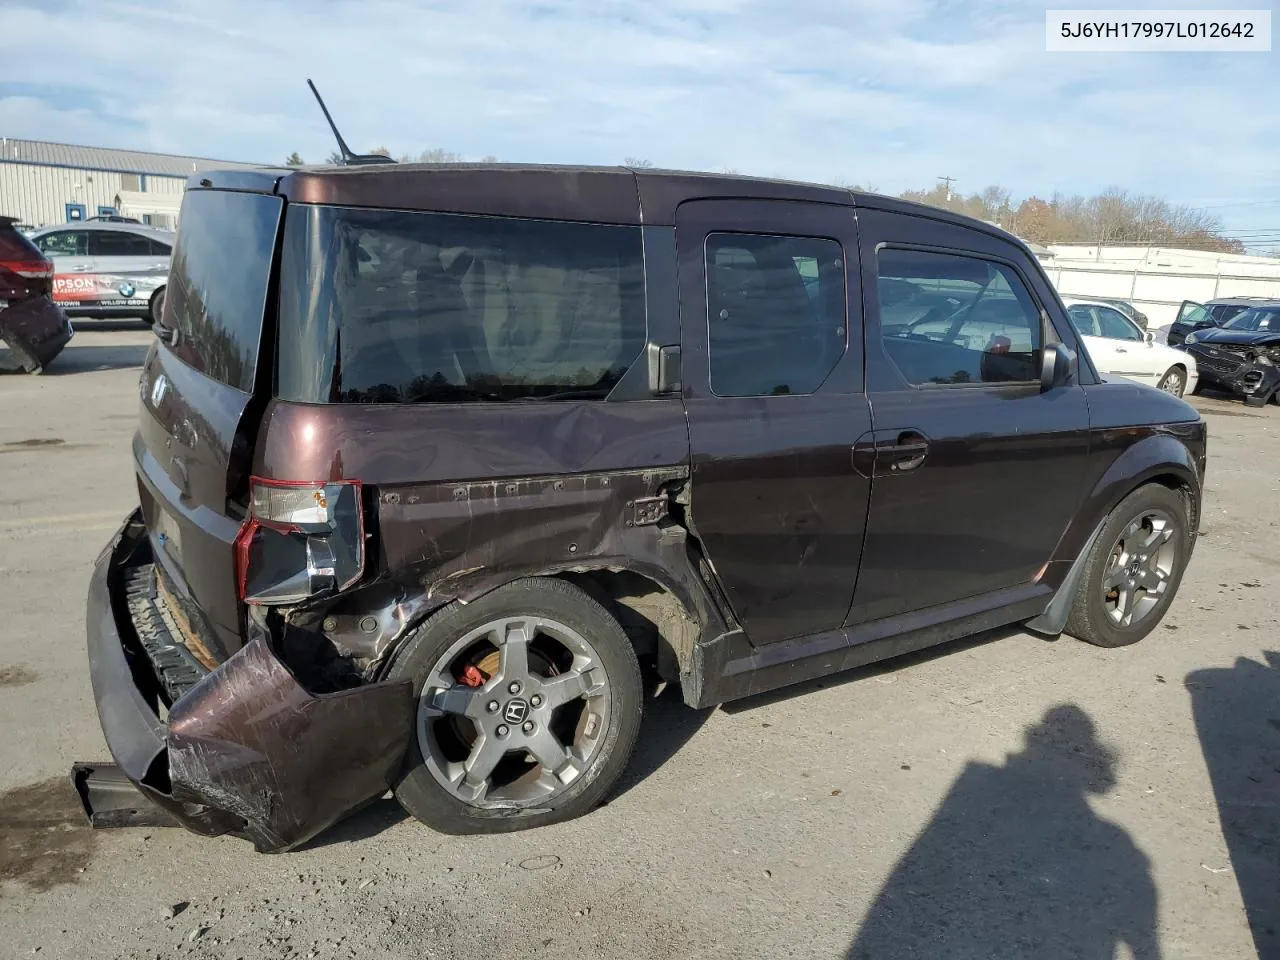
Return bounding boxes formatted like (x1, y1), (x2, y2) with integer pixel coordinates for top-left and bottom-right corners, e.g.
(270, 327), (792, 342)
(415, 148), (463, 163)
(901, 183), (1242, 253)
(624, 157), (654, 169)
(284, 151), (304, 166)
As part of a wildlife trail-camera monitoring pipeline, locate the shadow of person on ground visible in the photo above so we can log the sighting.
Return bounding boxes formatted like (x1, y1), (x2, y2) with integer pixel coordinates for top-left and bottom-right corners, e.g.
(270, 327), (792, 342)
(1187, 651), (1280, 960)
(848, 704), (1161, 960)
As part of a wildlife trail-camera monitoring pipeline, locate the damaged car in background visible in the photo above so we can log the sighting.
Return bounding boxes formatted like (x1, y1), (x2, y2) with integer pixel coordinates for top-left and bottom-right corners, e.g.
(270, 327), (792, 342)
(78, 159), (1207, 854)
(1181, 300), (1280, 406)
(0, 215), (74, 374)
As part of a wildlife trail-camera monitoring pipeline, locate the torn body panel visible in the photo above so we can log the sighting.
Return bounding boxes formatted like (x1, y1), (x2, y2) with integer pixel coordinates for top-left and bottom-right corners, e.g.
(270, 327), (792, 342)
(167, 633), (412, 852)
(80, 510), (414, 851)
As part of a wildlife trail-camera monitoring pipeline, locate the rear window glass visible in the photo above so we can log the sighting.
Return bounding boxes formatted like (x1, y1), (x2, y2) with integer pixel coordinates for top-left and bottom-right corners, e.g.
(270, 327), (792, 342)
(165, 190), (283, 393)
(277, 206), (646, 403)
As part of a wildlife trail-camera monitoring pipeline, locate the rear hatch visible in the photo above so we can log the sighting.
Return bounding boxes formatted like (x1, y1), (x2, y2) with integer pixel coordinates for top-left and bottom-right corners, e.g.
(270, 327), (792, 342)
(134, 188), (283, 659)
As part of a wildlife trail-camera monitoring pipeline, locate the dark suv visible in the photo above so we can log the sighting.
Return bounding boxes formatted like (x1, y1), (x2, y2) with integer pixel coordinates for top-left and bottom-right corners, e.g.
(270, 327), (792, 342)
(0, 216), (74, 373)
(79, 165), (1207, 851)
(1167, 296), (1269, 346)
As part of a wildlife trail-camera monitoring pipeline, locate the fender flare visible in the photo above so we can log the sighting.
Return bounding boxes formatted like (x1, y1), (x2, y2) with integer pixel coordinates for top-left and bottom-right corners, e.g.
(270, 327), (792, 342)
(1028, 432), (1202, 636)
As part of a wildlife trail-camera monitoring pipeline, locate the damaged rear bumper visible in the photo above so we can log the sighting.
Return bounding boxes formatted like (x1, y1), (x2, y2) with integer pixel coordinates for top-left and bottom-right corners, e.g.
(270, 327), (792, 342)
(80, 510), (413, 852)
(0, 297), (73, 373)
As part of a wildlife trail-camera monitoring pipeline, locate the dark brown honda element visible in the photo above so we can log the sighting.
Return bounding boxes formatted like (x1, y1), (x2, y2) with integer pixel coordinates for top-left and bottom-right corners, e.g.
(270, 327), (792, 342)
(79, 163), (1207, 851)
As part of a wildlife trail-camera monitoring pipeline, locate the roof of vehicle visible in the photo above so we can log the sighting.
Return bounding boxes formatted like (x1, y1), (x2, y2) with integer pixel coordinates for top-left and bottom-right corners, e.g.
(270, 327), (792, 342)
(188, 161), (1038, 252)
(0, 137), (264, 177)
(1208, 296), (1280, 307)
(1060, 296), (1134, 310)
(28, 221), (175, 241)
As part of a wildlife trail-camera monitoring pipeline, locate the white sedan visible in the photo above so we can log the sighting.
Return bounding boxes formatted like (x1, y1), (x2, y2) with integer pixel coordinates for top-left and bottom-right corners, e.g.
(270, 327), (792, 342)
(1062, 298), (1199, 397)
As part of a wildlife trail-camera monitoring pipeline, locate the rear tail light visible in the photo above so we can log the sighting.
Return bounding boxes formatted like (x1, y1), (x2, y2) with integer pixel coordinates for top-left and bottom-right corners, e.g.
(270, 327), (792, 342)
(0, 259), (54, 279)
(234, 478), (364, 605)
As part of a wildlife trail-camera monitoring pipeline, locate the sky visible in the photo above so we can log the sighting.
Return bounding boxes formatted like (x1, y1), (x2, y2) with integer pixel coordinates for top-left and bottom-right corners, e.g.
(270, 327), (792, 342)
(1, 0), (1278, 247)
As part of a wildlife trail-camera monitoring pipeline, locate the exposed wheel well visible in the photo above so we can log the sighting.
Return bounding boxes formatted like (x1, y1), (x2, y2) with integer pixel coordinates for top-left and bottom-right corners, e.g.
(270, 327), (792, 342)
(554, 570), (698, 683)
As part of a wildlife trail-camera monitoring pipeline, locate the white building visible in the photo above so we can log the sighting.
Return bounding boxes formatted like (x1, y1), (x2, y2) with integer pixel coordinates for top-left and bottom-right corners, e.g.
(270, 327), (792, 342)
(0, 138), (264, 231)
(1038, 243), (1280, 328)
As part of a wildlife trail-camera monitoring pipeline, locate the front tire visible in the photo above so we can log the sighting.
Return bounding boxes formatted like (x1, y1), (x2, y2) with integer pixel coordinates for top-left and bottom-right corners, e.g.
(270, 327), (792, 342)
(1156, 365), (1186, 397)
(387, 577), (643, 835)
(1065, 484), (1191, 648)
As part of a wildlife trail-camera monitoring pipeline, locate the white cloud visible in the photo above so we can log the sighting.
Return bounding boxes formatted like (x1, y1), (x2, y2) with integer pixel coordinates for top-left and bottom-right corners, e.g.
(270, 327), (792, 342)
(0, 0), (1275, 233)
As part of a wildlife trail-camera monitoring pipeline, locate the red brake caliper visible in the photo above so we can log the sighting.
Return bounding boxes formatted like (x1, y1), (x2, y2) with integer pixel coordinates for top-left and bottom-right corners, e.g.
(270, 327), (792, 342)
(457, 664), (488, 688)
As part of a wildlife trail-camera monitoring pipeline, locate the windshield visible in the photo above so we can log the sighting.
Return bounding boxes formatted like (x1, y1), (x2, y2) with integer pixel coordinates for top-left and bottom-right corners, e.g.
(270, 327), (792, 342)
(1223, 307), (1280, 333)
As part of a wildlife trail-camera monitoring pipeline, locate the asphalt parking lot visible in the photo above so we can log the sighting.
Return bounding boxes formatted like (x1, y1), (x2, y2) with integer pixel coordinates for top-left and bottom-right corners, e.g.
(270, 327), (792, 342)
(1, 327), (1277, 960)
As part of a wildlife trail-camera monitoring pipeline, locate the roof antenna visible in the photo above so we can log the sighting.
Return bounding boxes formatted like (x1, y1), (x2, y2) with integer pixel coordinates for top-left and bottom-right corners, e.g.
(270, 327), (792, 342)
(306, 79), (396, 166)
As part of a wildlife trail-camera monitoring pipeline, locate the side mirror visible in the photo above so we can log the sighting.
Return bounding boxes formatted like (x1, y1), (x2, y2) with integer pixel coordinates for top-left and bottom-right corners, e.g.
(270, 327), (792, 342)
(1039, 343), (1074, 392)
(1144, 330), (1155, 344)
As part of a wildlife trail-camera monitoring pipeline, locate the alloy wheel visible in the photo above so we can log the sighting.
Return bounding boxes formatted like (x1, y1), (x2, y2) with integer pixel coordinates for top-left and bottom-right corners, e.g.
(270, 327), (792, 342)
(1159, 369), (1185, 397)
(1100, 509), (1179, 627)
(416, 616), (611, 808)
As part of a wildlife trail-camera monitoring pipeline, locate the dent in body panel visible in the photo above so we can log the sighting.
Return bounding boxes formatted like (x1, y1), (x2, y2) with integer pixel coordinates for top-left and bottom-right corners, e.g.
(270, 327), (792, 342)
(256, 399), (713, 679)
(357, 467), (719, 678)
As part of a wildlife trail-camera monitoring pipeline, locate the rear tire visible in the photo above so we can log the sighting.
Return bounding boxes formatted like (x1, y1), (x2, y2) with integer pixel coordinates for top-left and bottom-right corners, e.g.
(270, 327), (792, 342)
(1156, 366), (1186, 398)
(1065, 484), (1191, 648)
(387, 577), (643, 835)
(147, 286), (165, 327)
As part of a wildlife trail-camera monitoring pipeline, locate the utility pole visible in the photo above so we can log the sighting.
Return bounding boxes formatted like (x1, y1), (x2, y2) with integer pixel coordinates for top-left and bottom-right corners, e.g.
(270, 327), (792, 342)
(937, 176), (956, 203)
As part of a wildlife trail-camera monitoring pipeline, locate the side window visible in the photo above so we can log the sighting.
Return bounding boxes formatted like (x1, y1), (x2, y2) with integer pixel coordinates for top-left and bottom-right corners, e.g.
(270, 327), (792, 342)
(877, 248), (1042, 386)
(148, 238), (173, 256)
(1066, 304), (1099, 337)
(705, 232), (846, 397)
(1096, 307), (1141, 341)
(35, 231), (87, 257)
(276, 206), (647, 403)
(89, 231), (152, 257)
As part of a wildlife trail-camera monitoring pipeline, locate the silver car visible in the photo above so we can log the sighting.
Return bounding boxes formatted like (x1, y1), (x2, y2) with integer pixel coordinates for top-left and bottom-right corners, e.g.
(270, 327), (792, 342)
(28, 222), (173, 325)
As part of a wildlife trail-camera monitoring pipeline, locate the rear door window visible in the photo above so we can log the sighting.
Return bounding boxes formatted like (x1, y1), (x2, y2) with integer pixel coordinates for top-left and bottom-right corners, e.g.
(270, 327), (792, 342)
(277, 206), (646, 403)
(89, 231), (152, 257)
(165, 190), (283, 393)
(704, 232), (846, 397)
(1095, 306), (1142, 341)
